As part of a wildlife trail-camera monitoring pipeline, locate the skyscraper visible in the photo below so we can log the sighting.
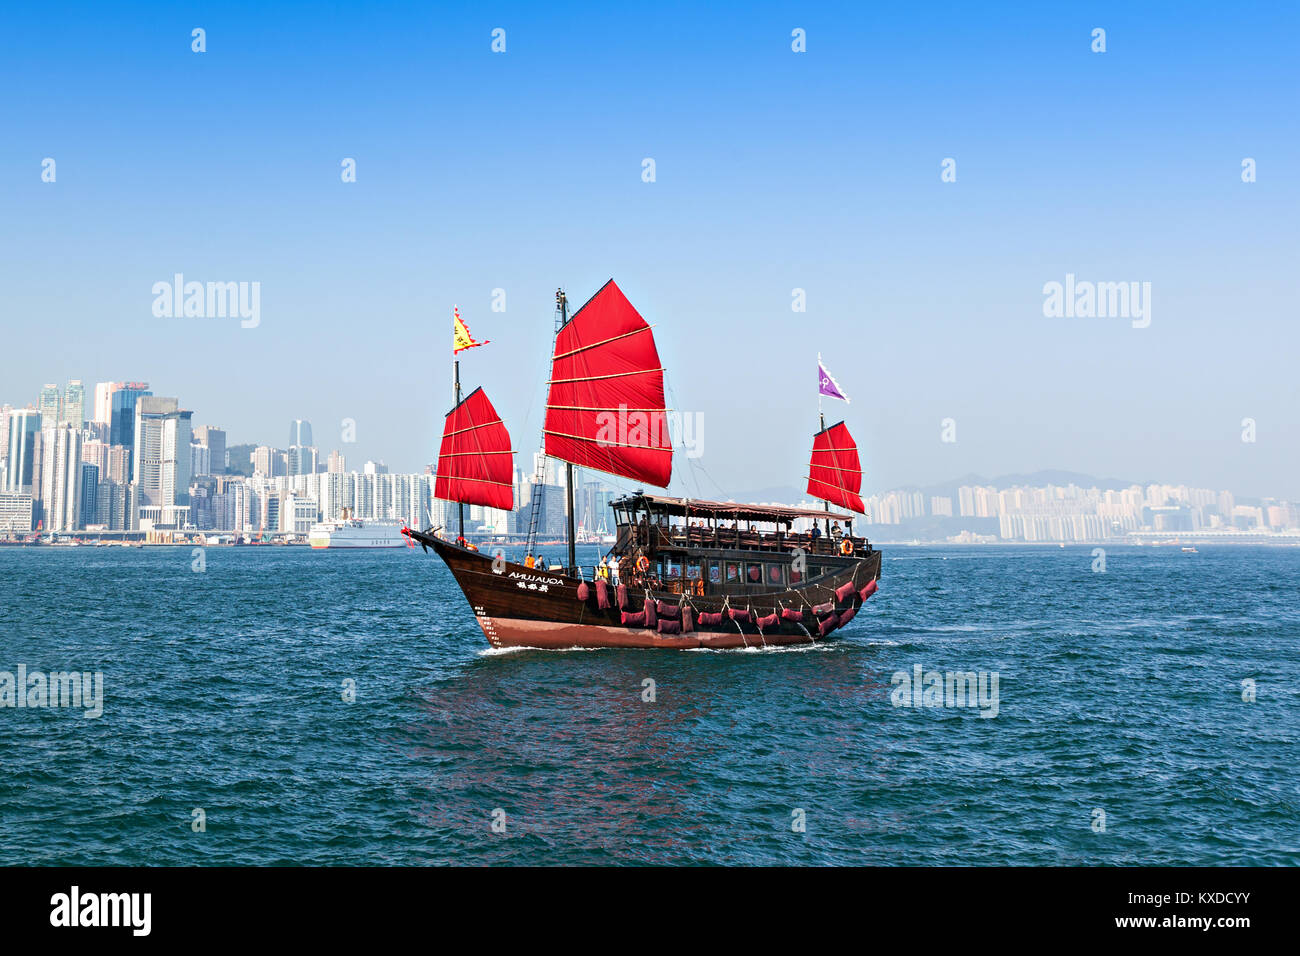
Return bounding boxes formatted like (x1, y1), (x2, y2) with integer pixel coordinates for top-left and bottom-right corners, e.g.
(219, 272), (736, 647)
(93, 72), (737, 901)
(133, 397), (193, 507)
(81, 441), (130, 484)
(193, 425), (227, 475)
(287, 420), (315, 476)
(4, 409), (41, 492)
(79, 462), (99, 528)
(92, 382), (117, 426)
(38, 384), (61, 428)
(62, 380), (86, 427)
(289, 420), (313, 449)
(252, 446), (286, 477)
(189, 441), (211, 479)
(287, 444), (317, 476)
(109, 383), (152, 450)
(38, 424), (84, 532)
(0, 404), (11, 463)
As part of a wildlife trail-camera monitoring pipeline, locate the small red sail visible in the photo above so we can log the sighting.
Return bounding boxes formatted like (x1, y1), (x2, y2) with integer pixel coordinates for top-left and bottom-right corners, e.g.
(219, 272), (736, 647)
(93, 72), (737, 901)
(543, 279), (673, 487)
(434, 387), (514, 511)
(806, 420), (865, 513)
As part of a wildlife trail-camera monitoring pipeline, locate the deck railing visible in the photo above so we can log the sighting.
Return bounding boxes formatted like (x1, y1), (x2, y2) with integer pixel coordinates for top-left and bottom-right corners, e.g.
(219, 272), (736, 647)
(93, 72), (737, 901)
(643, 525), (866, 557)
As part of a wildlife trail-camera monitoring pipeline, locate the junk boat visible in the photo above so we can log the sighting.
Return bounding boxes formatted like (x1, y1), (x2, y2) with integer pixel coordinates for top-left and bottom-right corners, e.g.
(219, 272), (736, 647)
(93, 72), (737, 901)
(402, 280), (881, 649)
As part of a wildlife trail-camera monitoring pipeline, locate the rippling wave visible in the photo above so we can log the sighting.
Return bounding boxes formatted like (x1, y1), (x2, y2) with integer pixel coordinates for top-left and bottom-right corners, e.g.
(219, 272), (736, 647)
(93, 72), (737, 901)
(1, 543), (1296, 865)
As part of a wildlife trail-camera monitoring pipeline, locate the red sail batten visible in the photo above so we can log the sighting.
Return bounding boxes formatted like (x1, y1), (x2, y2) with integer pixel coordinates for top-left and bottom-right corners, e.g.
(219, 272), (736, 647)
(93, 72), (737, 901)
(435, 387), (515, 511)
(543, 279), (673, 488)
(806, 420), (865, 514)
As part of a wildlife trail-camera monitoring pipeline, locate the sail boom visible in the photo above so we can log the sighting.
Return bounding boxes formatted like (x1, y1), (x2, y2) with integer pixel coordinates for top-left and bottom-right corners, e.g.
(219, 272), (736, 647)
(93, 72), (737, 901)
(552, 324), (654, 361)
(547, 367), (665, 385)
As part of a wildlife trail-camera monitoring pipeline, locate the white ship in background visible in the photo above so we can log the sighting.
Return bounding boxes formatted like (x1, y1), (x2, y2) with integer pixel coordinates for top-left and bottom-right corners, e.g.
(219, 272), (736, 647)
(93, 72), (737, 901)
(309, 510), (407, 549)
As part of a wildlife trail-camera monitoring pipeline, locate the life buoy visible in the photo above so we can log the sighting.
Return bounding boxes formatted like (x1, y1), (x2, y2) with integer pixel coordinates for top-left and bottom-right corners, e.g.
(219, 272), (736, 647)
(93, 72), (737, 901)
(636, 555), (650, 573)
(840, 538), (854, 555)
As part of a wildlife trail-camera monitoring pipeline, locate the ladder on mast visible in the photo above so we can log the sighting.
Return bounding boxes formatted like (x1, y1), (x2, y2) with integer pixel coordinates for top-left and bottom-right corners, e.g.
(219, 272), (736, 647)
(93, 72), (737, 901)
(525, 289), (570, 558)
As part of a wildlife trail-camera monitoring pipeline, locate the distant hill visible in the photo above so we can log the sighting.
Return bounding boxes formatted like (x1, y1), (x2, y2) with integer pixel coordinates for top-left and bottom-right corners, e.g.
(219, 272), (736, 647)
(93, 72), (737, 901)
(732, 471), (1141, 504)
(223, 443), (256, 477)
(912, 470), (1140, 497)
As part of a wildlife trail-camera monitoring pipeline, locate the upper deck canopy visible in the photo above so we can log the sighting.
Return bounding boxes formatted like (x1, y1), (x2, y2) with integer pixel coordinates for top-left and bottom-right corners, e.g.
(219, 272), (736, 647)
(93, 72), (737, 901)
(611, 493), (856, 525)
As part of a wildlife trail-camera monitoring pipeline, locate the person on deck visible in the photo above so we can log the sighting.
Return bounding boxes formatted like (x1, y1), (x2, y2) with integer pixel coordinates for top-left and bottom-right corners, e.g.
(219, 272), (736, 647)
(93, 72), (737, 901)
(596, 556), (609, 580)
(524, 554), (535, 569)
(811, 524), (822, 544)
(831, 521), (843, 542)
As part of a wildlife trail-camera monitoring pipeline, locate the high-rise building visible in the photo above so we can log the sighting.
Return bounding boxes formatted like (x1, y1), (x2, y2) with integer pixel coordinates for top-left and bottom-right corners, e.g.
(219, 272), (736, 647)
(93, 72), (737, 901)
(81, 440), (130, 484)
(289, 420), (313, 449)
(92, 382), (117, 426)
(327, 450), (345, 473)
(4, 409), (41, 492)
(94, 479), (129, 531)
(0, 404), (11, 462)
(78, 462), (99, 527)
(109, 383), (152, 450)
(190, 441), (211, 478)
(957, 486), (976, 517)
(193, 425), (227, 474)
(133, 397), (193, 508)
(38, 384), (61, 428)
(38, 424), (84, 532)
(62, 380), (86, 427)
(280, 494), (318, 534)
(287, 444), (317, 476)
(252, 446), (286, 477)
(0, 493), (34, 535)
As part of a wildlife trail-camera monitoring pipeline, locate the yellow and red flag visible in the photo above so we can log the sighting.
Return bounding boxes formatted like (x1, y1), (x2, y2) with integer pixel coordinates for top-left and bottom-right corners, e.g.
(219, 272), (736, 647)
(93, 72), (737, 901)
(452, 306), (488, 355)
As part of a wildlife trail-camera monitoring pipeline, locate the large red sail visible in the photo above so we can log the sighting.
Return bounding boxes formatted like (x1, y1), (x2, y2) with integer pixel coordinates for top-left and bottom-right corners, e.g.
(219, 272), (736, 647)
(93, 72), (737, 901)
(543, 279), (672, 487)
(806, 420), (865, 513)
(434, 387), (514, 511)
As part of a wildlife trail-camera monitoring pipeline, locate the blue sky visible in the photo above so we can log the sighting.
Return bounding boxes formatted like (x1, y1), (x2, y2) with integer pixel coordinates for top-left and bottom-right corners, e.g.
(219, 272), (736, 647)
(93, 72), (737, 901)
(2, 1), (1296, 498)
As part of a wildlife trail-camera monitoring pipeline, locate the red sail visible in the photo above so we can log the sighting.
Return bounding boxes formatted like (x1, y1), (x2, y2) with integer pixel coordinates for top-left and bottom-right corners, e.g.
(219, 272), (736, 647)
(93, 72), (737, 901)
(434, 387), (514, 511)
(543, 279), (672, 487)
(806, 420), (865, 513)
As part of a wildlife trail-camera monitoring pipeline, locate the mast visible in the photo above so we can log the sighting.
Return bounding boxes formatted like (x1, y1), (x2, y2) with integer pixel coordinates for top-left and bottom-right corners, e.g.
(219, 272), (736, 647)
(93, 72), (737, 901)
(819, 409), (829, 538)
(557, 288), (577, 574)
(454, 357), (464, 542)
(538, 278), (673, 571)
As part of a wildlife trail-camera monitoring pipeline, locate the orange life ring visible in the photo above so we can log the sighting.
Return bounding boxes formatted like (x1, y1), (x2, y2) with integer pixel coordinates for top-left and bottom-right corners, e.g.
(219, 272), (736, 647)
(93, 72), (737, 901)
(636, 555), (650, 573)
(840, 538), (854, 555)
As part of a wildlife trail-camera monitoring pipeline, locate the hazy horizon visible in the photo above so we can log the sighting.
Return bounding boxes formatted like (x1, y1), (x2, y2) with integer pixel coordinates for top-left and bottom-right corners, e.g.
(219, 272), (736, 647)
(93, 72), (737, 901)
(3, 2), (1296, 499)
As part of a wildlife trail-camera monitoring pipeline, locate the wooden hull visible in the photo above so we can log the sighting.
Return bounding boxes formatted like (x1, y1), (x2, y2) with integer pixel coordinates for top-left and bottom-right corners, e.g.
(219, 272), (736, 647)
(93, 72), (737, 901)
(426, 538), (882, 650)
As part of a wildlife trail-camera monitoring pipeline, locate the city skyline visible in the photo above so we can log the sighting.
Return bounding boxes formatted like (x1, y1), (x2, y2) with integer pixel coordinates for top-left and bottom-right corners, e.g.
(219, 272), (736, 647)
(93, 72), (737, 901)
(2, 373), (1296, 545)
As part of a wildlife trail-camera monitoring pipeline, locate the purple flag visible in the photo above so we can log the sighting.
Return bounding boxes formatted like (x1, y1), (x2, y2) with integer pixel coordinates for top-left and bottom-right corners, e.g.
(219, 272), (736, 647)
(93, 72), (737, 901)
(818, 355), (850, 403)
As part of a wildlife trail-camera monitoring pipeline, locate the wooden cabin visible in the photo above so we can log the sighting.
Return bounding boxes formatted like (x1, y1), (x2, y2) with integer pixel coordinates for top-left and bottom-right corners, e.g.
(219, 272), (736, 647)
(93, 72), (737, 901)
(608, 493), (872, 597)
